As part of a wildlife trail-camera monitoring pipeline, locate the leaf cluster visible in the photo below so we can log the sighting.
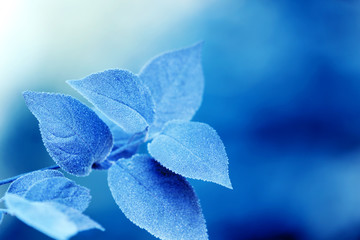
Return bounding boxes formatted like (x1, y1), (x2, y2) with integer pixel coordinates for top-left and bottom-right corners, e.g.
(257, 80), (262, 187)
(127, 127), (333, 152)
(0, 43), (232, 240)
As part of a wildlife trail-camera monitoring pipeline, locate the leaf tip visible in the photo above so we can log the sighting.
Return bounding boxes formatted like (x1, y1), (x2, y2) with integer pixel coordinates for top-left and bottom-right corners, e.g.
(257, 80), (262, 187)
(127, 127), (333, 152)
(185, 41), (204, 55)
(192, 40), (204, 48)
(22, 91), (43, 109)
(223, 177), (233, 190)
(22, 90), (31, 96)
(22, 90), (35, 101)
(94, 222), (105, 232)
(220, 168), (233, 190)
(66, 79), (81, 89)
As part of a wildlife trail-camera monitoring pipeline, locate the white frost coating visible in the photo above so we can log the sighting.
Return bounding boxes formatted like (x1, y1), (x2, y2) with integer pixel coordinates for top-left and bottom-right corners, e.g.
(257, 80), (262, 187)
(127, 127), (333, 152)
(108, 154), (208, 240)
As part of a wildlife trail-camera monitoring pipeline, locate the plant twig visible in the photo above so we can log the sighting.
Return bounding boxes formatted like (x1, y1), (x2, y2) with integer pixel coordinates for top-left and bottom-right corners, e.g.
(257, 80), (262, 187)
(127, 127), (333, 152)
(109, 138), (145, 158)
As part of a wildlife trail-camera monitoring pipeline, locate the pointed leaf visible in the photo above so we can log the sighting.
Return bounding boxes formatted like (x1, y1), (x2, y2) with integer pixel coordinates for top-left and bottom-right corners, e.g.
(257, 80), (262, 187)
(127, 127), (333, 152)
(108, 154), (208, 240)
(4, 194), (103, 240)
(148, 120), (232, 189)
(67, 69), (155, 134)
(8, 170), (91, 212)
(139, 43), (204, 135)
(51, 202), (104, 233)
(23, 177), (91, 212)
(23, 91), (113, 176)
(7, 170), (64, 197)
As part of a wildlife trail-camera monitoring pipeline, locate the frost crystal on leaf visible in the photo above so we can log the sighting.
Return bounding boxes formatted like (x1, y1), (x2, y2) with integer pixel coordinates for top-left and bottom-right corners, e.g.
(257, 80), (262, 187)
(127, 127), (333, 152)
(67, 69), (155, 134)
(108, 155), (208, 240)
(8, 170), (91, 212)
(148, 120), (232, 189)
(140, 43), (204, 136)
(23, 92), (113, 176)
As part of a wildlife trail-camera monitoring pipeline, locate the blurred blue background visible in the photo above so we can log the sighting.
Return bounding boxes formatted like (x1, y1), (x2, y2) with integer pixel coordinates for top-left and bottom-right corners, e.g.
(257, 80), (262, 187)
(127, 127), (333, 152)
(1, 0), (360, 239)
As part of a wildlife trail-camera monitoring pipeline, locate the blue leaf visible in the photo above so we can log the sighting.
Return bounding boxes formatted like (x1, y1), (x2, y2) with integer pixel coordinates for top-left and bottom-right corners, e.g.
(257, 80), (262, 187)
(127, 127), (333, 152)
(8, 170), (91, 212)
(139, 43), (204, 135)
(23, 177), (90, 212)
(67, 69), (155, 134)
(4, 194), (103, 240)
(7, 170), (64, 197)
(148, 120), (232, 189)
(108, 154), (208, 240)
(51, 202), (104, 233)
(95, 110), (141, 160)
(23, 91), (113, 176)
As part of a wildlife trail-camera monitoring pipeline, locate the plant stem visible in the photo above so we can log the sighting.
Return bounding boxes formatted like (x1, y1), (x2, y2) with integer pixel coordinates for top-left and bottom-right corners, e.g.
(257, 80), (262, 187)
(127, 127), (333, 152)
(0, 165), (60, 186)
(92, 159), (113, 170)
(109, 137), (146, 159)
(0, 129), (149, 186)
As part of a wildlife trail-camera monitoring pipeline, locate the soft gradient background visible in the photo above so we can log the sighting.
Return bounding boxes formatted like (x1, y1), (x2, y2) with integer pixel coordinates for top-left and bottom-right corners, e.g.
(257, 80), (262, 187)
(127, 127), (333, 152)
(1, 1), (360, 239)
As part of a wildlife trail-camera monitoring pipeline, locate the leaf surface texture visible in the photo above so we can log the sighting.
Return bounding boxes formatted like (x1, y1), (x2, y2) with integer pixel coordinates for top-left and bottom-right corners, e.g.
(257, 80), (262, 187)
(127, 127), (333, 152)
(108, 154), (208, 240)
(140, 43), (204, 135)
(148, 120), (232, 188)
(67, 69), (155, 134)
(23, 91), (113, 176)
